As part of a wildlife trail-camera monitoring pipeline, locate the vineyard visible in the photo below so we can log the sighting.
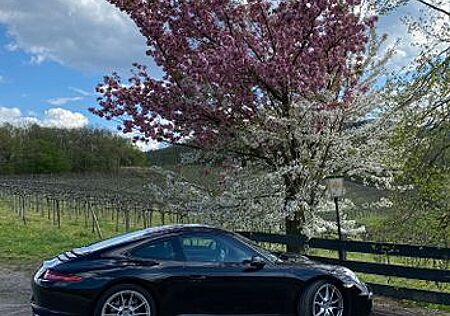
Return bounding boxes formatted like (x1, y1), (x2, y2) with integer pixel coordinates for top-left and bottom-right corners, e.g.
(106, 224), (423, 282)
(0, 171), (192, 239)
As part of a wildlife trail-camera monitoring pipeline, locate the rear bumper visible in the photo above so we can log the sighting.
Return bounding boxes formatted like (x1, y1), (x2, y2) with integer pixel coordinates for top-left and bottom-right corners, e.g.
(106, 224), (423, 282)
(31, 280), (93, 316)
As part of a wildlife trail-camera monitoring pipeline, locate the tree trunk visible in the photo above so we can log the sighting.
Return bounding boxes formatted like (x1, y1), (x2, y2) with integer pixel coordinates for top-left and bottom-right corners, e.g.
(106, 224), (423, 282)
(285, 210), (306, 253)
(284, 175), (306, 253)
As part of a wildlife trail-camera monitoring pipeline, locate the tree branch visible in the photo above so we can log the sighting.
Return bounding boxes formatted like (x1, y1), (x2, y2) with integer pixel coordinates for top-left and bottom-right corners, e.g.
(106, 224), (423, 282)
(416, 0), (450, 17)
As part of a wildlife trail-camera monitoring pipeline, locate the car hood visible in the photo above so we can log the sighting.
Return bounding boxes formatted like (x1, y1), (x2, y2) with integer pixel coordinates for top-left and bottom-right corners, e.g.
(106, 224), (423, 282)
(274, 252), (366, 289)
(276, 253), (341, 272)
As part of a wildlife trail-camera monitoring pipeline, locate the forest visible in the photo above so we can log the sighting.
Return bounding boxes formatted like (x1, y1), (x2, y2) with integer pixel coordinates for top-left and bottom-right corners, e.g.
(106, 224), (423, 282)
(0, 124), (148, 174)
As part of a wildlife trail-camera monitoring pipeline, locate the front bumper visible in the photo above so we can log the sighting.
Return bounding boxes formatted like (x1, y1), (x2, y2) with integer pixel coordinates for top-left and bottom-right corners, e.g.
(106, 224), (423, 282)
(344, 282), (373, 316)
(350, 294), (373, 316)
(31, 303), (79, 316)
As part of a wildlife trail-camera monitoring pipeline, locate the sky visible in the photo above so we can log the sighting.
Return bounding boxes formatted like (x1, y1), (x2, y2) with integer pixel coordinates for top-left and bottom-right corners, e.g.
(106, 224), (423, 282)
(0, 0), (425, 151)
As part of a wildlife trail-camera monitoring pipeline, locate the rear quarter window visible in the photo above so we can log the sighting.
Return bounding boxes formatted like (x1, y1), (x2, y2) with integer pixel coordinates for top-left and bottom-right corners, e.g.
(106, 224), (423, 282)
(130, 238), (178, 261)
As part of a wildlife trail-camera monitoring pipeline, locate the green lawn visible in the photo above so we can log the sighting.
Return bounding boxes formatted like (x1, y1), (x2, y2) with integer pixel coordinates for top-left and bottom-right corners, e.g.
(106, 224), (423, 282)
(0, 200), (170, 265)
(0, 204), (104, 265)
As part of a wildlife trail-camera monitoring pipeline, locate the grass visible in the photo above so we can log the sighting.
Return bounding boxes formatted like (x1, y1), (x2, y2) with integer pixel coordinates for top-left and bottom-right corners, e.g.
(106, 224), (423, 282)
(0, 204), (101, 265)
(0, 200), (172, 266)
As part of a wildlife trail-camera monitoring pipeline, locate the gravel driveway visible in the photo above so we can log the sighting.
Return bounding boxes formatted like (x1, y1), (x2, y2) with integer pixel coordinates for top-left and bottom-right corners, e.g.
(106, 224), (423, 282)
(0, 266), (31, 315)
(0, 265), (448, 316)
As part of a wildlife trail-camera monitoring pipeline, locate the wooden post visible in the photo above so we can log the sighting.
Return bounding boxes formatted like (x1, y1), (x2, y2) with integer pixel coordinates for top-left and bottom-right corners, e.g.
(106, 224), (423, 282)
(125, 208), (130, 232)
(56, 199), (61, 228)
(52, 199), (56, 226)
(21, 195), (26, 225)
(115, 207), (120, 232)
(90, 204), (103, 239)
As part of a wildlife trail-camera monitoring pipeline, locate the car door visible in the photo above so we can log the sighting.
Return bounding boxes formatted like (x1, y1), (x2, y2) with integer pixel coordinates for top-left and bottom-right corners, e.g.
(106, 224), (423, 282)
(125, 236), (196, 316)
(179, 232), (292, 315)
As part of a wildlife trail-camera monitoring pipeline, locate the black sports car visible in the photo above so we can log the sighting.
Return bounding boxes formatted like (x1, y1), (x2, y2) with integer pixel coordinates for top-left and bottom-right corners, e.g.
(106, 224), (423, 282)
(31, 225), (373, 316)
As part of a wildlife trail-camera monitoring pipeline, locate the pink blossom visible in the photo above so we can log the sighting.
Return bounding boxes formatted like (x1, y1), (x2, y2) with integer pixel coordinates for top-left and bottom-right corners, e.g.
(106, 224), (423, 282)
(91, 0), (376, 146)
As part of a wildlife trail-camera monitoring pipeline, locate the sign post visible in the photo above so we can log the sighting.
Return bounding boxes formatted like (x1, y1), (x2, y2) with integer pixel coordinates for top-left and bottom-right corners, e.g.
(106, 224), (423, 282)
(326, 177), (346, 261)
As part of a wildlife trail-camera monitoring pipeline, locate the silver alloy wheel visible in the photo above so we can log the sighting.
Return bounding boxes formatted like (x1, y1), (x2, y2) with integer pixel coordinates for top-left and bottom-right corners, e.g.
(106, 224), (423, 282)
(101, 290), (151, 316)
(312, 283), (344, 316)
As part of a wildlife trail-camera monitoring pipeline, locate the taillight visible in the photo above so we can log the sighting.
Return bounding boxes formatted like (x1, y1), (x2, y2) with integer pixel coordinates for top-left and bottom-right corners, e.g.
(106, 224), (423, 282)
(42, 270), (82, 282)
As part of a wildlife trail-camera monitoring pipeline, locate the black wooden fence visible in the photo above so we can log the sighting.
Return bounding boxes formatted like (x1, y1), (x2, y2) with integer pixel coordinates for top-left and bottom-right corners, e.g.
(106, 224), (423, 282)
(239, 232), (450, 305)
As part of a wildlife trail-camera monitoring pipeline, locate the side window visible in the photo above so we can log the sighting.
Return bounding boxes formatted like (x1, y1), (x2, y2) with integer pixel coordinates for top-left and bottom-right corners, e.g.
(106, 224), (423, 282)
(130, 238), (177, 261)
(180, 234), (256, 263)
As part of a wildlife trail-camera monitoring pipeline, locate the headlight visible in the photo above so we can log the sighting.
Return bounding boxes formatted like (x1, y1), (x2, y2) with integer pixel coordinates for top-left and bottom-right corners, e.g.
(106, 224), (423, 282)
(332, 267), (362, 286)
(342, 268), (360, 283)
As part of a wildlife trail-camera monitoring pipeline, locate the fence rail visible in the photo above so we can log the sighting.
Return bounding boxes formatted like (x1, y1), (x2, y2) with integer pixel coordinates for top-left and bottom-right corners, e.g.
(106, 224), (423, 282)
(239, 232), (450, 306)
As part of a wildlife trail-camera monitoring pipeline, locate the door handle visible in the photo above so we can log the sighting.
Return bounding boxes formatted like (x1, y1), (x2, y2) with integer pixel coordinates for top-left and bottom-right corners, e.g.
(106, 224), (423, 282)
(189, 275), (207, 281)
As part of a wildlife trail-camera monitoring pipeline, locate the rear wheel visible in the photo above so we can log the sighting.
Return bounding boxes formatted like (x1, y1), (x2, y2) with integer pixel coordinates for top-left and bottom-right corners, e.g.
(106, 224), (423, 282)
(94, 284), (155, 316)
(299, 280), (345, 316)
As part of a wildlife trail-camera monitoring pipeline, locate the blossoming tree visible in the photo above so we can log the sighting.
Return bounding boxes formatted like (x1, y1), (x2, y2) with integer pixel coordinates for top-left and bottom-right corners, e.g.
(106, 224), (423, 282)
(91, 0), (393, 239)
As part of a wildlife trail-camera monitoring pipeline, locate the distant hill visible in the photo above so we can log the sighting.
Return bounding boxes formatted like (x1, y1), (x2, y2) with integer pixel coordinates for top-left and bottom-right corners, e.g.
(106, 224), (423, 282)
(146, 145), (197, 166)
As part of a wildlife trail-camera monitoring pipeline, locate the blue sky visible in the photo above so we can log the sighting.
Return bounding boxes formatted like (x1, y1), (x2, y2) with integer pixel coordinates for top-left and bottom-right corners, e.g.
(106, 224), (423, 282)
(0, 24), (99, 125)
(0, 30), (108, 128)
(0, 0), (424, 150)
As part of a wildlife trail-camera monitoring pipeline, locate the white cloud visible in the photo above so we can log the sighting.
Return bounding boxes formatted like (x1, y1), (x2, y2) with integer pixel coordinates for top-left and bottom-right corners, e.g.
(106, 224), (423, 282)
(69, 86), (92, 96)
(41, 108), (88, 129)
(0, 0), (148, 72)
(47, 96), (83, 106)
(377, 1), (450, 71)
(394, 49), (408, 58)
(0, 75), (4, 83)
(0, 106), (22, 123)
(0, 107), (39, 126)
(134, 140), (164, 152)
(121, 132), (164, 152)
(0, 106), (39, 126)
(0, 106), (88, 129)
(377, 3), (423, 71)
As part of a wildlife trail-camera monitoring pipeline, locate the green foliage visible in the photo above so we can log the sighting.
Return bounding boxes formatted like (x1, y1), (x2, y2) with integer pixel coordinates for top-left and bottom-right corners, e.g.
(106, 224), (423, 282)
(375, 42), (450, 247)
(380, 113), (450, 246)
(20, 139), (72, 173)
(0, 124), (148, 174)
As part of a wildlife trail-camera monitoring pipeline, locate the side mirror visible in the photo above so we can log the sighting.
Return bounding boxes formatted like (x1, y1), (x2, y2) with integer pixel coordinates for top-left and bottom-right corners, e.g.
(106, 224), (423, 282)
(244, 256), (266, 270)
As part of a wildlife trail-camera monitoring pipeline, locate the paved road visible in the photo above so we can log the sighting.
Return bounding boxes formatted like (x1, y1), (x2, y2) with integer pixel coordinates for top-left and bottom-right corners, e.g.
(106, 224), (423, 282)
(0, 266), (447, 316)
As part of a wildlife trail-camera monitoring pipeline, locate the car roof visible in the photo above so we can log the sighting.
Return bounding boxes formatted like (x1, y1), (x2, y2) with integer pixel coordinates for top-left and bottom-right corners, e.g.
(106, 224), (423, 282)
(142, 224), (216, 234)
(133, 224), (223, 237)
(72, 224), (223, 255)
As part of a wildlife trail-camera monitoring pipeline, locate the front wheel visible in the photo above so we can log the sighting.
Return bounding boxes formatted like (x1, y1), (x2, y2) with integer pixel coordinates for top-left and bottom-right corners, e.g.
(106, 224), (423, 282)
(94, 284), (155, 316)
(299, 280), (345, 316)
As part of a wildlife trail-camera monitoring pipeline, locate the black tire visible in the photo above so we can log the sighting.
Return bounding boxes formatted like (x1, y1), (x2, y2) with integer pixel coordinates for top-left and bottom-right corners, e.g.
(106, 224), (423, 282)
(94, 283), (156, 316)
(298, 280), (346, 316)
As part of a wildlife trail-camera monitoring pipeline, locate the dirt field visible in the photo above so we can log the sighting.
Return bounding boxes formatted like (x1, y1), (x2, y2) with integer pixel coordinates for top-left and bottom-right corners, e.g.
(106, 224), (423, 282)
(0, 265), (447, 316)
